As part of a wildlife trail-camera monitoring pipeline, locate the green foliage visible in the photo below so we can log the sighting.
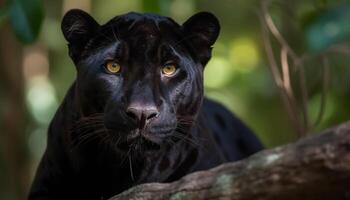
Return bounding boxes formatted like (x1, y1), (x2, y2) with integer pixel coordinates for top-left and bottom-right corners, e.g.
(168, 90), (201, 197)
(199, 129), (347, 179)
(304, 3), (350, 52)
(9, 0), (44, 43)
(0, 0), (44, 44)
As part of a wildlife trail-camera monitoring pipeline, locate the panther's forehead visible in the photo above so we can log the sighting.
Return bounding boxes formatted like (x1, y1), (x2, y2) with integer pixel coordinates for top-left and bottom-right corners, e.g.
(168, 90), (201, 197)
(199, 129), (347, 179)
(83, 13), (183, 63)
(103, 12), (180, 39)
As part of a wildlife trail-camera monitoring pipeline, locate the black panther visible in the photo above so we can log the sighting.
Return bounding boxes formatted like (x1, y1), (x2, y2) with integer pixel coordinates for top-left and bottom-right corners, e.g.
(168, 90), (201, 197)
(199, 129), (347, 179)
(29, 9), (263, 200)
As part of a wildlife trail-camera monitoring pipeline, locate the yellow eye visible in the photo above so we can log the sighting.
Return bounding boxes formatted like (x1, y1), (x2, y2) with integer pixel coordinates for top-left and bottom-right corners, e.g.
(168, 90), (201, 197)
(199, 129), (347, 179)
(162, 64), (177, 76)
(105, 61), (121, 74)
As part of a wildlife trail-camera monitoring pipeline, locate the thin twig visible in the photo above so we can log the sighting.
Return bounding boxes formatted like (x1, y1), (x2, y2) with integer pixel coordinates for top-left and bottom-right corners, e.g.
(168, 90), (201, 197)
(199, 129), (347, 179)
(260, 9), (304, 136)
(312, 55), (330, 128)
(260, 0), (305, 136)
(262, 0), (298, 62)
(297, 61), (309, 135)
(280, 47), (293, 98)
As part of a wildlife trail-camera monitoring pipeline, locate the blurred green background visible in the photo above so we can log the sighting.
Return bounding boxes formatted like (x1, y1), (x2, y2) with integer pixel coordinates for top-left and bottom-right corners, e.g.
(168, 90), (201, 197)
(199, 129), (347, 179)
(1, 0), (350, 199)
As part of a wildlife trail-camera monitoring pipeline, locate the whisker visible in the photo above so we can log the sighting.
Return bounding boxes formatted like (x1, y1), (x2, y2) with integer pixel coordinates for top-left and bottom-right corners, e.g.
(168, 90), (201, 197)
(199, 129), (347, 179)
(98, 132), (110, 150)
(71, 128), (106, 149)
(128, 154), (135, 181)
(172, 132), (200, 147)
(120, 146), (132, 167)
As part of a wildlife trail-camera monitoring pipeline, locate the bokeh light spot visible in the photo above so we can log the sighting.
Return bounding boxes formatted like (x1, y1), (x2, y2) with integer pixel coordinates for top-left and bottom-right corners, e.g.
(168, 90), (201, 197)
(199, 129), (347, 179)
(204, 57), (233, 88)
(26, 77), (58, 125)
(229, 37), (259, 72)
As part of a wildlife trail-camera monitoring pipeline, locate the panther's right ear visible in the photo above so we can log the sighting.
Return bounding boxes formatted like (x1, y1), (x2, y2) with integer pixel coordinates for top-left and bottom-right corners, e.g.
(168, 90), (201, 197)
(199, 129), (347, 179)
(61, 9), (99, 62)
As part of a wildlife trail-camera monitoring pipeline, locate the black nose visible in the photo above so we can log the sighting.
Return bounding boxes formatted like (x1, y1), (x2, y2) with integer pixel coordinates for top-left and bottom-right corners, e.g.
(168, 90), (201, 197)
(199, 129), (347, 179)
(126, 105), (159, 127)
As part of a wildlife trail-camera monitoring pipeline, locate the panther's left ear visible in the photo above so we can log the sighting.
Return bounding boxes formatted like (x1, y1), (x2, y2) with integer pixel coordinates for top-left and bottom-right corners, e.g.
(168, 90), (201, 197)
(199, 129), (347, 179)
(182, 12), (220, 66)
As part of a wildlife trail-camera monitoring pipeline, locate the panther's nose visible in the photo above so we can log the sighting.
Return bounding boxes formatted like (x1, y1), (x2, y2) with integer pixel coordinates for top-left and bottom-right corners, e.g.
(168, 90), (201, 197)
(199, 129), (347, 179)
(126, 105), (159, 128)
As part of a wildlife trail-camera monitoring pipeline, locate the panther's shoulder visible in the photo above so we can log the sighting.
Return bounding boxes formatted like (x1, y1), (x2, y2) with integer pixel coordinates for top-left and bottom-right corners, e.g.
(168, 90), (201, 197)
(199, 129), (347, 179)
(200, 98), (263, 161)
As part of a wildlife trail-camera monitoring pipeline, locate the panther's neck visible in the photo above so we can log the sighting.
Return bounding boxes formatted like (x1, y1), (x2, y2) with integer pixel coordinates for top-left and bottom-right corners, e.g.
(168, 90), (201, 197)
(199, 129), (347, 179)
(134, 133), (200, 184)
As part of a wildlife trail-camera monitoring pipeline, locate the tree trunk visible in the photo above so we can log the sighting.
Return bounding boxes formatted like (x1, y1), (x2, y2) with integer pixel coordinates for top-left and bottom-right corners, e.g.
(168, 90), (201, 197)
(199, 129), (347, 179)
(110, 121), (350, 200)
(0, 23), (29, 199)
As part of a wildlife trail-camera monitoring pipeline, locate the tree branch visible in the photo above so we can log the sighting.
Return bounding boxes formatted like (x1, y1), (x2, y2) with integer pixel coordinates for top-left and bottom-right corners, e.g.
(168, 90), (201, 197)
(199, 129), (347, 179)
(110, 121), (350, 200)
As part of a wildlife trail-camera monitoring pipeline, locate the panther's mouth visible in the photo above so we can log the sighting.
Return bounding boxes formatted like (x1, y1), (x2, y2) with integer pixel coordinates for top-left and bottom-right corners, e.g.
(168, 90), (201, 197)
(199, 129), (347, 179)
(116, 130), (162, 152)
(117, 135), (161, 152)
(105, 123), (177, 153)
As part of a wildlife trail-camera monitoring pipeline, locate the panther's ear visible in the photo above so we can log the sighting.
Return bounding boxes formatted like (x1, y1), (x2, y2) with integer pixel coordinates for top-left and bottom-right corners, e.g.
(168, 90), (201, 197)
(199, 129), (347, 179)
(61, 9), (99, 62)
(182, 12), (220, 66)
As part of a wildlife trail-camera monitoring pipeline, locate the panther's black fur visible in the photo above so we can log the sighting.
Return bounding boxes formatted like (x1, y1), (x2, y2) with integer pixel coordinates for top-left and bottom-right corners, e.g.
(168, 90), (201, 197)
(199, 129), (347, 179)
(29, 10), (263, 200)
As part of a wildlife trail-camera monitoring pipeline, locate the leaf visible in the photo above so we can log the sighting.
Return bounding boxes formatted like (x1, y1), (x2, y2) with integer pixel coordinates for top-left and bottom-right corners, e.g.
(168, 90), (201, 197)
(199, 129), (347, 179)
(304, 3), (350, 52)
(9, 0), (44, 44)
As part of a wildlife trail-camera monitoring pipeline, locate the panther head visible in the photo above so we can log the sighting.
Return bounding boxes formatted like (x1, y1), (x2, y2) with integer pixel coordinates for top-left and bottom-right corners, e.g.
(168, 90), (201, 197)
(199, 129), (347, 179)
(61, 9), (220, 152)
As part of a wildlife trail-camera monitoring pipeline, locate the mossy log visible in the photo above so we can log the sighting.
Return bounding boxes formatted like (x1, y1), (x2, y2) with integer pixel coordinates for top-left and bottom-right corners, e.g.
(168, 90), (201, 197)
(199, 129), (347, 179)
(110, 121), (350, 200)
